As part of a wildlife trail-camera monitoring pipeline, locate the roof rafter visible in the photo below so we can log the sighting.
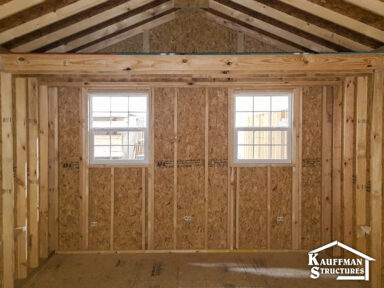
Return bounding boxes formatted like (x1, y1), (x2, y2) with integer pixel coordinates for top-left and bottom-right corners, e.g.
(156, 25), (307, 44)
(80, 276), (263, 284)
(47, 1), (174, 53)
(231, 0), (371, 51)
(0, 0), (45, 20)
(209, 0), (335, 52)
(205, 11), (303, 52)
(11, 0), (155, 52)
(79, 12), (177, 53)
(0, 0), (110, 45)
(344, 0), (384, 18)
(279, 0), (384, 43)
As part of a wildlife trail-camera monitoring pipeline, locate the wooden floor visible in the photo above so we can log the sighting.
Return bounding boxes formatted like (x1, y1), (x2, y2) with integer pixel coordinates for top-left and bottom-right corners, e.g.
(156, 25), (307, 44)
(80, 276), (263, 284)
(17, 253), (370, 288)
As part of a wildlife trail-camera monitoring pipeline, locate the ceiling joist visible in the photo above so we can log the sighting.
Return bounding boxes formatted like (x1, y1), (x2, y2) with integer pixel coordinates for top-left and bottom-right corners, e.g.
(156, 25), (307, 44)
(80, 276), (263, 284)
(209, 0), (335, 52)
(47, 1), (174, 53)
(279, 0), (384, 43)
(0, 0), (110, 45)
(11, 0), (155, 52)
(79, 12), (177, 53)
(205, 11), (302, 52)
(0, 0), (45, 21)
(231, 0), (371, 51)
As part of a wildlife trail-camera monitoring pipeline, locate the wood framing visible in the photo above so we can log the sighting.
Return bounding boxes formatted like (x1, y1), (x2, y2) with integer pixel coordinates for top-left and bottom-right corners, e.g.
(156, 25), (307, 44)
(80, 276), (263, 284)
(1, 53), (382, 74)
(39, 85), (49, 259)
(321, 87), (332, 245)
(48, 88), (59, 252)
(15, 77), (28, 279)
(345, 0), (384, 18)
(279, 0), (384, 43)
(230, 0), (371, 51)
(1, 72), (14, 288)
(11, 0), (154, 52)
(208, 0), (335, 52)
(27, 77), (39, 268)
(48, 1), (174, 53)
(355, 76), (368, 253)
(0, 0), (110, 45)
(0, 0), (45, 21)
(78, 12), (177, 53)
(370, 70), (383, 288)
(204, 12), (301, 52)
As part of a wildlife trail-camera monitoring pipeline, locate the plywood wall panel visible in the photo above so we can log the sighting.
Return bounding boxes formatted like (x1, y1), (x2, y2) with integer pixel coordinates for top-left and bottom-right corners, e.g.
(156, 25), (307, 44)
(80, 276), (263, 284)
(238, 167), (268, 249)
(153, 88), (175, 249)
(88, 168), (111, 250)
(207, 88), (228, 249)
(270, 167), (293, 249)
(176, 88), (205, 249)
(58, 87), (81, 250)
(114, 168), (143, 250)
(301, 86), (322, 250)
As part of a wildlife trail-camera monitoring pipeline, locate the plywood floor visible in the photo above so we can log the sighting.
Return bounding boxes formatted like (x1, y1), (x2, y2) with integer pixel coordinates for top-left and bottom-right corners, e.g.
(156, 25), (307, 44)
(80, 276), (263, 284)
(17, 253), (369, 288)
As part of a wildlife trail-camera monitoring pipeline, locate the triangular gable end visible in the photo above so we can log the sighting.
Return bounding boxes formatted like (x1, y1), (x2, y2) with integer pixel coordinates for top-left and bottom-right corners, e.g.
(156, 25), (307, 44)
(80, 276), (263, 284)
(309, 241), (375, 261)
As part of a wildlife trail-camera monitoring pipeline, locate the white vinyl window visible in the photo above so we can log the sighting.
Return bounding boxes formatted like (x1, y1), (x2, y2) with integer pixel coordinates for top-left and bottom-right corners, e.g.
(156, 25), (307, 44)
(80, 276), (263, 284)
(234, 92), (292, 164)
(89, 91), (149, 165)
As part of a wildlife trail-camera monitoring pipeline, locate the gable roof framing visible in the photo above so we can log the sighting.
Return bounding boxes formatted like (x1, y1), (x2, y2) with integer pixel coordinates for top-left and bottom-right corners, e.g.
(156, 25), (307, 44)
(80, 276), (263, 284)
(47, 1), (174, 53)
(209, 0), (334, 52)
(0, 0), (110, 45)
(231, 0), (372, 51)
(0, 0), (45, 21)
(279, 0), (384, 43)
(10, 0), (156, 52)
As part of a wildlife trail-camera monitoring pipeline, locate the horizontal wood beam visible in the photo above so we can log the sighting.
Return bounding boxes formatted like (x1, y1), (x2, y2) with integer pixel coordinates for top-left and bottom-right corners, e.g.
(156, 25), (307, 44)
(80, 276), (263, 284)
(279, 0), (384, 43)
(209, 0), (334, 52)
(79, 12), (176, 53)
(344, 0), (384, 18)
(0, 53), (382, 73)
(47, 1), (174, 53)
(0, 0), (109, 45)
(0, 0), (45, 20)
(205, 11), (302, 52)
(11, 0), (154, 52)
(231, 0), (371, 51)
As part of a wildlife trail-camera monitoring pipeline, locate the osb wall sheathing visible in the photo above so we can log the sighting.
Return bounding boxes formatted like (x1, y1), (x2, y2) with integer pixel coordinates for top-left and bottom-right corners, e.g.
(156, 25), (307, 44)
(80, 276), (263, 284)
(88, 168), (111, 250)
(153, 88), (175, 250)
(176, 88), (205, 249)
(243, 35), (284, 53)
(58, 87), (81, 250)
(114, 167), (143, 250)
(207, 88), (229, 249)
(238, 167), (268, 249)
(97, 34), (144, 54)
(270, 167), (292, 249)
(301, 86), (323, 250)
(150, 10), (237, 53)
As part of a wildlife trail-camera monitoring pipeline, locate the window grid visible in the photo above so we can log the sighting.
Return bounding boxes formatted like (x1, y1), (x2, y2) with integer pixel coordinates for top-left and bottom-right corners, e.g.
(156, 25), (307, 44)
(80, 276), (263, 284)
(234, 93), (292, 164)
(89, 92), (149, 165)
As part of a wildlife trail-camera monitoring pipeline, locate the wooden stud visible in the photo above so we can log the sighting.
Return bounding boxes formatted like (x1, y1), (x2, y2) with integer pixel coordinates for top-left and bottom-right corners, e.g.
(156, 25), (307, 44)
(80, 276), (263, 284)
(1, 72), (14, 288)
(173, 89), (178, 249)
(48, 88), (58, 253)
(332, 84), (343, 256)
(142, 168), (146, 250)
(15, 78), (28, 279)
(321, 87), (332, 245)
(292, 88), (302, 249)
(79, 88), (89, 250)
(143, 30), (150, 54)
(343, 77), (355, 249)
(235, 168), (240, 249)
(228, 89), (234, 250)
(370, 70), (383, 288)
(110, 168), (114, 251)
(27, 77), (39, 268)
(237, 31), (244, 53)
(39, 85), (49, 259)
(267, 166), (271, 249)
(147, 88), (155, 250)
(355, 76), (368, 253)
(204, 89), (209, 249)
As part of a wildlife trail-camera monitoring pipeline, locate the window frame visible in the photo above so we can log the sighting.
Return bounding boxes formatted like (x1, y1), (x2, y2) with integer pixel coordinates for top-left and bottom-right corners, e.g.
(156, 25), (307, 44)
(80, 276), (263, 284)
(88, 89), (150, 166)
(233, 91), (293, 164)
